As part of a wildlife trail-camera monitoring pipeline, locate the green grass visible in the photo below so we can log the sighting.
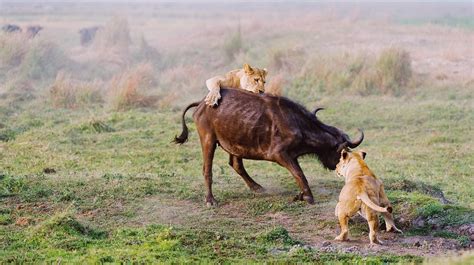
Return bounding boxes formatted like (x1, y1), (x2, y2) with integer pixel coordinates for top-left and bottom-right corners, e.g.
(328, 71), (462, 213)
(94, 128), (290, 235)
(1, 220), (422, 264)
(0, 85), (472, 262)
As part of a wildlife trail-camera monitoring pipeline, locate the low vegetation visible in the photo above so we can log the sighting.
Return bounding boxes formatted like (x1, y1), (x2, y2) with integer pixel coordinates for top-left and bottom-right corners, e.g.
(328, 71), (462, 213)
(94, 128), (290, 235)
(0, 2), (472, 263)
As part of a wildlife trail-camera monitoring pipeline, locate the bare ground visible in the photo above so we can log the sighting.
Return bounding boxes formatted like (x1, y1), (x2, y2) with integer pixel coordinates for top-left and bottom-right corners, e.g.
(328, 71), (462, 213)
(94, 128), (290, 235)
(116, 184), (472, 258)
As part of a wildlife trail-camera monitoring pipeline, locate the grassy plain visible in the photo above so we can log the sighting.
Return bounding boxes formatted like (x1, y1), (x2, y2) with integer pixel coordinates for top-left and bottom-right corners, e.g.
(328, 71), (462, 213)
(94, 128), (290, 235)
(0, 1), (473, 264)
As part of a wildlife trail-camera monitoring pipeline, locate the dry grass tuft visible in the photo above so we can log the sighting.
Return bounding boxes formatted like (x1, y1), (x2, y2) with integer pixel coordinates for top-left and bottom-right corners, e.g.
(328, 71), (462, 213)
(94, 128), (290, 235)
(107, 63), (158, 110)
(49, 71), (103, 109)
(375, 47), (412, 94)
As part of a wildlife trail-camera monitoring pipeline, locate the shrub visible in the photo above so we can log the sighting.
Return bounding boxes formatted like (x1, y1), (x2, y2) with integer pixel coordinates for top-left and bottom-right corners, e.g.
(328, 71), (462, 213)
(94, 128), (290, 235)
(107, 63), (158, 110)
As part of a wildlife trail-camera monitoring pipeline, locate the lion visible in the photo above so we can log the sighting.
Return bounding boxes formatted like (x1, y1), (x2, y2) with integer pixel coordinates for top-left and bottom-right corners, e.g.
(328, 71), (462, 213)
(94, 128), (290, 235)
(334, 149), (402, 245)
(205, 63), (267, 106)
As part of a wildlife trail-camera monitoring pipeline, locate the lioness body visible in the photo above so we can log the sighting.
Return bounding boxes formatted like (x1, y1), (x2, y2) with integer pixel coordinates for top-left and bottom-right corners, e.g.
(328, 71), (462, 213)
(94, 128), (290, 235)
(335, 150), (401, 244)
(205, 63), (267, 106)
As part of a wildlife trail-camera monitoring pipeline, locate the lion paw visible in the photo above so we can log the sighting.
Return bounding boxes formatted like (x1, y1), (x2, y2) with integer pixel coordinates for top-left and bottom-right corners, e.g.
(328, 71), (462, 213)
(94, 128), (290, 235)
(205, 91), (221, 107)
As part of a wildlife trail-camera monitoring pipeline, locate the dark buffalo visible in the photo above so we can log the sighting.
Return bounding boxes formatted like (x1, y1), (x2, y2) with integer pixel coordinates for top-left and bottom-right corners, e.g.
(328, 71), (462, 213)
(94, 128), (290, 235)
(79, 26), (100, 46)
(1, 24), (22, 33)
(25, 25), (43, 38)
(174, 88), (363, 206)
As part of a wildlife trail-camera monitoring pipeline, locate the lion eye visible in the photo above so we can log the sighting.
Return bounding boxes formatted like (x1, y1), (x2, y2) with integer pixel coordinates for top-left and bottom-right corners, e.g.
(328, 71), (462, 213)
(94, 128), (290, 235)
(254, 78), (259, 82)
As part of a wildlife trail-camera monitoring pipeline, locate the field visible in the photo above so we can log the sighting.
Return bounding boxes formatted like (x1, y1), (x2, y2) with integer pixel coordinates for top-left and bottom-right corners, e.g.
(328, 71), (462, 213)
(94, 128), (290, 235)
(0, 2), (473, 264)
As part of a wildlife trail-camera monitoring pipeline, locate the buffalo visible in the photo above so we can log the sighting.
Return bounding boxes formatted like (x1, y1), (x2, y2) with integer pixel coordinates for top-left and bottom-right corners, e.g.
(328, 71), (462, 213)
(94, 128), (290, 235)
(79, 26), (100, 46)
(25, 25), (43, 38)
(1, 24), (21, 33)
(174, 88), (364, 206)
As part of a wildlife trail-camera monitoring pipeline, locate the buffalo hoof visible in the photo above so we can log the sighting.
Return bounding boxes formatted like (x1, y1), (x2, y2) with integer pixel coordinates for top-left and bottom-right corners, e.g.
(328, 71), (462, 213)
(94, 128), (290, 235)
(303, 195), (315, 205)
(206, 197), (218, 207)
(251, 185), (265, 193)
(293, 193), (314, 204)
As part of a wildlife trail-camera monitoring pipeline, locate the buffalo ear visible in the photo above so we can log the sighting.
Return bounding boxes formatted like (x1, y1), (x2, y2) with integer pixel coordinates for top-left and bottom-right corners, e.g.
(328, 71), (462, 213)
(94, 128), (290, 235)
(341, 149), (348, 159)
(243, 63), (254, 74)
(359, 151), (367, 160)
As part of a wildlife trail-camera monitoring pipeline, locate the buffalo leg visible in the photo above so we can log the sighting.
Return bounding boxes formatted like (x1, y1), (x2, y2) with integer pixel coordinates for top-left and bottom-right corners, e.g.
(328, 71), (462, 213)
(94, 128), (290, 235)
(228, 155), (264, 192)
(200, 134), (218, 207)
(277, 154), (314, 204)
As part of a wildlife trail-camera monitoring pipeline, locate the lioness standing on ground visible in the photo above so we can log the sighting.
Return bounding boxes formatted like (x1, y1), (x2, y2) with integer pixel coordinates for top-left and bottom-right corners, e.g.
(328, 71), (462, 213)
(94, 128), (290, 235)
(335, 149), (402, 245)
(205, 63), (267, 106)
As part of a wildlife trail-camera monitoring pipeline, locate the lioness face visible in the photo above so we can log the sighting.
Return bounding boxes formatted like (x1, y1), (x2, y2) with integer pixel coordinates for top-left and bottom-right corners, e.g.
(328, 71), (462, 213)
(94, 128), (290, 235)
(240, 63), (267, 94)
(336, 150), (367, 178)
(335, 150), (350, 178)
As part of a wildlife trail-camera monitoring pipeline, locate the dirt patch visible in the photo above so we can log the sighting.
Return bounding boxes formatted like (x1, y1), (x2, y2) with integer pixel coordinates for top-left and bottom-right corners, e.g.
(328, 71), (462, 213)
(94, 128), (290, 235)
(120, 191), (471, 258)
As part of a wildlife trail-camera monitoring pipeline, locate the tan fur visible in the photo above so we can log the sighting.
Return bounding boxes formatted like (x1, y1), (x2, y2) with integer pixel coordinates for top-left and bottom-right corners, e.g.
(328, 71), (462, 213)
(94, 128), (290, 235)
(205, 63), (267, 106)
(334, 150), (402, 245)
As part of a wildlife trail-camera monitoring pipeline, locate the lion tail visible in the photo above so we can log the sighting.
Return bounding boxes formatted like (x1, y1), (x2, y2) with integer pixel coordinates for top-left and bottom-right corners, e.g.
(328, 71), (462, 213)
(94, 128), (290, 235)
(357, 192), (388, 213)
(173, 101), (200, 144)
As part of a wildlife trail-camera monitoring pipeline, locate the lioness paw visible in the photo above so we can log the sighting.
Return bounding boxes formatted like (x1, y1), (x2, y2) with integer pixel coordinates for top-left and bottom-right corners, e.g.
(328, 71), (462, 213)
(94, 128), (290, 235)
(205, 91), (221, 107)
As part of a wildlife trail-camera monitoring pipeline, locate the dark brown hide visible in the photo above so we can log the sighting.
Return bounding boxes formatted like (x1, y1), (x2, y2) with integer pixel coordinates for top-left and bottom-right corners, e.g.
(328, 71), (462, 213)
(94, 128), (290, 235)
(175, 88), (363, 206)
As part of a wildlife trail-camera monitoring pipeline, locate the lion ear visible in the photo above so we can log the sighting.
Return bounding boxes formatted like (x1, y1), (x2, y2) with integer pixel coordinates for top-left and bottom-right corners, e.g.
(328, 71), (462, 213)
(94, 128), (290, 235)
(263, 68), (268, 77)
(243, 63), (254, 74)
(359, 151), (367, 160)
(341, 149), (348, 159)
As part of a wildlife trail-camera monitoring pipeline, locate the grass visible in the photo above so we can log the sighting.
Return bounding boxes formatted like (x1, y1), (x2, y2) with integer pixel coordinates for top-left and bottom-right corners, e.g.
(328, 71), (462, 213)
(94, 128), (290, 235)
(0, 2), (472, 263)
(0, 87), (472, 262)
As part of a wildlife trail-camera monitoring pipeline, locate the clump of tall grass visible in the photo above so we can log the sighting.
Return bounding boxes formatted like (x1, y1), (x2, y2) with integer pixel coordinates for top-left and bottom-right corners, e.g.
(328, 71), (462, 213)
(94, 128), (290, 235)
(107, 63), (158, 110)
(0, 33), (69, 80)
(289, 48), (413, 102)
(375, 47), (412, 94)
(20, 39), (70, 80)
(0, 33), (29, 69)
(49, 71), (103, 108)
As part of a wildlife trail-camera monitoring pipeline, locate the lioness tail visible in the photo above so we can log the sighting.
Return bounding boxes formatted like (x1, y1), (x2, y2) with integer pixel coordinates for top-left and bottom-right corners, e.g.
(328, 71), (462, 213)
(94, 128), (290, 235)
(357, 192), (388, 213)
(173, 101), (200, 144)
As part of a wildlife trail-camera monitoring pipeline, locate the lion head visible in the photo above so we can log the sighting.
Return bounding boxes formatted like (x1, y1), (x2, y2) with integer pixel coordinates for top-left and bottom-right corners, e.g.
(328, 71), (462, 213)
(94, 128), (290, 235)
(335, 149), (367, 178)
(239, 63), (268, 94)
